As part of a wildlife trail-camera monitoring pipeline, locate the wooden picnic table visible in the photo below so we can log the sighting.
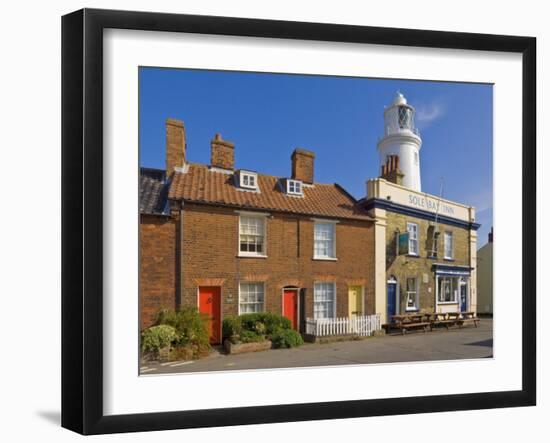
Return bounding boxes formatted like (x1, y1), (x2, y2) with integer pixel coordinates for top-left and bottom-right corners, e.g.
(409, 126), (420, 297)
(430, 311), (480, 329)
(388, 311), (480, 334)
(390, 313), (432, 334)
(392, 312), (480, 331)
(457, 311), (481, 328)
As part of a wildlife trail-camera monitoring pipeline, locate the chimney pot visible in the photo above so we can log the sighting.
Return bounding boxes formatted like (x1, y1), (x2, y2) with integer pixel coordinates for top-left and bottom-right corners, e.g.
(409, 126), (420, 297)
(380, 154), (404, 186)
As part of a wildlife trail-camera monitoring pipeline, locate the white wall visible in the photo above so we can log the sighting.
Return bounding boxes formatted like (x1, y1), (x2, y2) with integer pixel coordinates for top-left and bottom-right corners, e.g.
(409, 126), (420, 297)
(0, 1), (545, 442)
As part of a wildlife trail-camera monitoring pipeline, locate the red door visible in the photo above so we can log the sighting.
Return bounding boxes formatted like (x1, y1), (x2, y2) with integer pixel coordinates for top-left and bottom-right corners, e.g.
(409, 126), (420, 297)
(199, 287), (221, 344)
(283, 289), (298, 330)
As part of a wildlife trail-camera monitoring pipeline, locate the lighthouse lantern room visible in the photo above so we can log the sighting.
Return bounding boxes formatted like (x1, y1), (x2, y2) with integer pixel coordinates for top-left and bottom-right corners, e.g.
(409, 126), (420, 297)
(377, 92), (422, 191)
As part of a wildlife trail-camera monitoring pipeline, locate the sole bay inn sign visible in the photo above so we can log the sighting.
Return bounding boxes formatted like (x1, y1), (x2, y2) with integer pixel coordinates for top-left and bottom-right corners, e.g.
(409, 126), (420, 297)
(408, 194), (456, 216)
(366, 178), (477, 225)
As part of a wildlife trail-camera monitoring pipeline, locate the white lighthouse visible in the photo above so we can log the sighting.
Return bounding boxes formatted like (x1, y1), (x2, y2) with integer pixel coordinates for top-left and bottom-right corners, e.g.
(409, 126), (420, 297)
(377, 92), (422, 191)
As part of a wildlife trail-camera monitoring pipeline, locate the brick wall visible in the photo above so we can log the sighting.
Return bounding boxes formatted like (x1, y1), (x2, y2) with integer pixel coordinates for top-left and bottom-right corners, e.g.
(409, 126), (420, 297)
(385, 211), (471, 313)
(140, 214), (178, 329)
(180, 203), (376, 323)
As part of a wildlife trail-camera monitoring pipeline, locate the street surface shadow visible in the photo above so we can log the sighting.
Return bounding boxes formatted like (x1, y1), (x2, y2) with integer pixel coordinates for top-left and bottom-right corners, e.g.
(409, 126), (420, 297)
(465, 338), (493, 348)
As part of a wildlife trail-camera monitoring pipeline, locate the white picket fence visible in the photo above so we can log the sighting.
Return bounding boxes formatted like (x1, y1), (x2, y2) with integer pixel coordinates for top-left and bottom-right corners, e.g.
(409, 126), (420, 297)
(305, 314), (381, 337)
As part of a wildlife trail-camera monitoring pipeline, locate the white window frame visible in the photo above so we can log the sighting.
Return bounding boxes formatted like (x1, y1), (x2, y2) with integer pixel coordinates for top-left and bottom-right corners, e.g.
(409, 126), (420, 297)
(313, 282), (336, 319)
(444, 231), (454, 260)
(313, 220), (337, 260)
(407, 222), (419, 256)
(286, 178), (303, 196)
(437, 276), (459, 304)
(239, 170), (258, 190)
(238, 213), (267, 257)
(238, 282), (265, 314)
(405, 277), (419, 311)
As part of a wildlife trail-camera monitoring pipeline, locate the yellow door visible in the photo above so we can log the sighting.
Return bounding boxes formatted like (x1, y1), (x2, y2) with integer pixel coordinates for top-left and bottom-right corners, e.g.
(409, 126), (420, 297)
(348, 286), (363, 317)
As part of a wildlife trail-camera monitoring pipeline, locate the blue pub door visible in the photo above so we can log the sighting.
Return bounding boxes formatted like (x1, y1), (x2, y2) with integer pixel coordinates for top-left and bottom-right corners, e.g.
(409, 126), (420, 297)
(387, 281), (397, 319)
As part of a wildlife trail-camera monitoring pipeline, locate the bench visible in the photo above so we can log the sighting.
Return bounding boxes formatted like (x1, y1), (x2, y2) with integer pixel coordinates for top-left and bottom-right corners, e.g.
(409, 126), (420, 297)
(430, 312), (480, 329)
(457, 311), (480, 328)
(391, 314), (432, 335)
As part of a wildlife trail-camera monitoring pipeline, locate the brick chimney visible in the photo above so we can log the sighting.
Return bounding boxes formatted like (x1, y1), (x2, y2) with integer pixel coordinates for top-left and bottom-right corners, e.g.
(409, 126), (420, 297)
(166, 118), (186, 176)
(380, 155), (405, 186)
(291, 148), (315, 184)
(210, 133), (235, 170)
(488, 227), (493, 243)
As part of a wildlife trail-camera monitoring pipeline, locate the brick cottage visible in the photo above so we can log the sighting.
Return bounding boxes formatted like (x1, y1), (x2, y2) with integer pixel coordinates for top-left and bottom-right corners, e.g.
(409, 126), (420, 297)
(140, 118), (377, 343)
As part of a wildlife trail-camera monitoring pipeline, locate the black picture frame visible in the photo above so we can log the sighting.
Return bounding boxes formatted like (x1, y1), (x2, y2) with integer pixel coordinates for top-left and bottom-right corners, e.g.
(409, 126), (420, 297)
(61, 8), (536, 435)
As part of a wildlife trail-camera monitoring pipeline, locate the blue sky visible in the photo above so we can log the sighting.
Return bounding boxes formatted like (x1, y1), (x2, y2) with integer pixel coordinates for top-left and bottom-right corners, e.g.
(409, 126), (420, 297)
(140, 67), (493, 247)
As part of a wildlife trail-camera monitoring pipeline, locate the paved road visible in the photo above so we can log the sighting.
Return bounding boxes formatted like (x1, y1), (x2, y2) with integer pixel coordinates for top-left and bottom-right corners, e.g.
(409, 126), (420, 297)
(141, 319), (493, 375)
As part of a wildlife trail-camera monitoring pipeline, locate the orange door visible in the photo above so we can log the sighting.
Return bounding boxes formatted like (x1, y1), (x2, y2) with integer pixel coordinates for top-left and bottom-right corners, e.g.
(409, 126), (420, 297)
(283, 290), (298, 330)
(199, 286), (221, 344)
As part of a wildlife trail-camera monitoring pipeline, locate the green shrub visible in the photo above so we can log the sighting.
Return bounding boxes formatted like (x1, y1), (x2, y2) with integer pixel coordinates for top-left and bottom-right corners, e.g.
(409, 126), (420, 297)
(141, 325), (177, 355)
(239, 330), (266, 343)
(271, 329), (304, 349)
(239, 313), (292, 336)
(222, 315), (242, 341)
(222, 312), (298, 345)
(155, 307), (210, 358)
(262, 313), (292, 335)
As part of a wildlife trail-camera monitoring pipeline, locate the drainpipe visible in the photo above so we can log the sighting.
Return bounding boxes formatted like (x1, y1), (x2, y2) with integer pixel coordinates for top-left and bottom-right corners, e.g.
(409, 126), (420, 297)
(178, 201), (184, 310)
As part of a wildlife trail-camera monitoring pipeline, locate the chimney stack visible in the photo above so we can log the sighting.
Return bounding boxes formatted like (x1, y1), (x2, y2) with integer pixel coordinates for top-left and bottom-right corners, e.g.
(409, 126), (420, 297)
(166, 118), (186, 176)
(380, 154), (405, 186)
(210, 133), (235, 170)
(291, 148), (315, 184)
(488, 227), (493, 243)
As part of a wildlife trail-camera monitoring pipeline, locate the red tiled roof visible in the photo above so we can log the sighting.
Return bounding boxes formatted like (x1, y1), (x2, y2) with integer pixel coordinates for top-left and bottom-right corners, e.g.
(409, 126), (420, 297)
(168, 164), (373, 221)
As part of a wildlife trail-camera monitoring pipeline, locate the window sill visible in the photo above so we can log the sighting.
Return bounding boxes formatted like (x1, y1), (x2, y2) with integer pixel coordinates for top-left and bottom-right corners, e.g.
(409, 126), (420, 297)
(237, 253), (268, 259)
(313, 256), (338, 261)
(443, 257), (455, 261)
(406, 254), (420, 258)
(405, 308), (419, 312)
(437, 301), (458, 305)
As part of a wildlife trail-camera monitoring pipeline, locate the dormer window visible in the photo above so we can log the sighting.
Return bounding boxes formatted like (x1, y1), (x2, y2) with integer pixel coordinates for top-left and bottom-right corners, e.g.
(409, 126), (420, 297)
(238, 170), (258, 190)
(287, 179), (303, 196)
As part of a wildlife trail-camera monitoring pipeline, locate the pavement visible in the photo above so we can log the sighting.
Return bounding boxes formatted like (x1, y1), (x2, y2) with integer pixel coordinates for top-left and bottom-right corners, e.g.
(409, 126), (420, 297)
(140, 319), (493, 375)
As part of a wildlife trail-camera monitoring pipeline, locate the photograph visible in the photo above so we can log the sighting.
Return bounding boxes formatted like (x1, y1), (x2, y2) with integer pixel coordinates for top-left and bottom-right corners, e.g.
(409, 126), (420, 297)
(138, 68), (493, 375)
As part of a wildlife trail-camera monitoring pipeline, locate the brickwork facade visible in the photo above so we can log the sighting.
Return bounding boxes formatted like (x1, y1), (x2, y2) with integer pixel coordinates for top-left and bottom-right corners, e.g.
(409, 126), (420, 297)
(180, 202), (376, 323)
(139, 214), (178, 329)
(385, 211), (472, 314)
(140, 203), (376, 332)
